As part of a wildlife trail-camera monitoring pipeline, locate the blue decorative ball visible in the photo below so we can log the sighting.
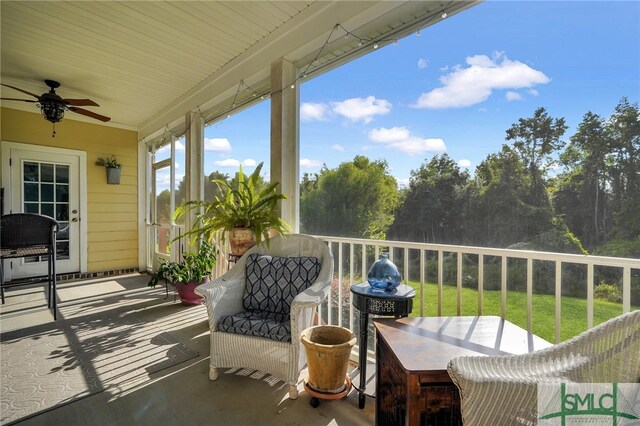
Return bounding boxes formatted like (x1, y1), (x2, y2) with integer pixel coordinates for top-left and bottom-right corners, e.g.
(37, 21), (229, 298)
(367, 253), (401, 291)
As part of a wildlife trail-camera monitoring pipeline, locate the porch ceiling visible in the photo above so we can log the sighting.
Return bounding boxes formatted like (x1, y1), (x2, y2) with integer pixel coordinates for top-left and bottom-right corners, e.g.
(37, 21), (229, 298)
(1, 1), (479, 139)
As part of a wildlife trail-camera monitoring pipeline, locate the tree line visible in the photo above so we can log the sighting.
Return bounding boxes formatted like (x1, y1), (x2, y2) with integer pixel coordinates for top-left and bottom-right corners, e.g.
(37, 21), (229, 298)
(300, 98), (640, 259)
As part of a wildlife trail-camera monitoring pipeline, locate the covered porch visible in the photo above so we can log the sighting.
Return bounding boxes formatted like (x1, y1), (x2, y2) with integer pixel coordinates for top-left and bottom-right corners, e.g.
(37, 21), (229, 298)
(0, 273), (375, 425)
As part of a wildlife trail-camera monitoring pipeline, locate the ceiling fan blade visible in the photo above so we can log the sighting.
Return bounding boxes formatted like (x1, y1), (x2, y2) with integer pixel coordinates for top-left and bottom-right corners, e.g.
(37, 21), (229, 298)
(1, 83), (40, 99)
(63, 98), (99, 107)
(0, 97), (37, 103)
(69, 107), (111, 122)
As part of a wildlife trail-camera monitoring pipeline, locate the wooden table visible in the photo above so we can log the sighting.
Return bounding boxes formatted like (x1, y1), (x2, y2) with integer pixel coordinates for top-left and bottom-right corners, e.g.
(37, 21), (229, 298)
(373, 316), (552, 426)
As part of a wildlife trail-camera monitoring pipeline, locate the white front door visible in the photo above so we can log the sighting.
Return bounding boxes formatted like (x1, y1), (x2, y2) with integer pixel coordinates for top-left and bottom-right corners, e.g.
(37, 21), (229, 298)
(2, 143), (84, 279)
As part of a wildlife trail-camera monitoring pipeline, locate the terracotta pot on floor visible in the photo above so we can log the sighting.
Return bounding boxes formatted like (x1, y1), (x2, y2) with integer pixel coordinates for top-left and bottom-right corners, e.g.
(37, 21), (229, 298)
(301, 325), (356, 394)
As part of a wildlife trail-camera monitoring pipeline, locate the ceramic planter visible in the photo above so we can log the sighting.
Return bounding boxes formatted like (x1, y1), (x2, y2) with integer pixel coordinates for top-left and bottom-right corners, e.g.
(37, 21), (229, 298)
(175, 277), (209, 305)
(228, 228), (256, 256)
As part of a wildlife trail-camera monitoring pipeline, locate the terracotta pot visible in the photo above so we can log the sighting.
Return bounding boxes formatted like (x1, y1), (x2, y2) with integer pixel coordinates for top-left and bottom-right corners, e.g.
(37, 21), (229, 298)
(228, 228), (256, 256)
(175, 277), (209, 305)
(301, 325), (356, 394)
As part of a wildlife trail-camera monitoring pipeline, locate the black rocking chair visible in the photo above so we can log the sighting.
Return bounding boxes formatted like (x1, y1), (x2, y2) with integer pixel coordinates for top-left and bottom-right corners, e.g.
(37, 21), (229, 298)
(1, 213), (59, 319)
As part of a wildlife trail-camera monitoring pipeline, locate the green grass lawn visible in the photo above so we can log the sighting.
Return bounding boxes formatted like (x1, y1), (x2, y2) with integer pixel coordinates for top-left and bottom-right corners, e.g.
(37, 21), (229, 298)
(405, 281), (637, 343)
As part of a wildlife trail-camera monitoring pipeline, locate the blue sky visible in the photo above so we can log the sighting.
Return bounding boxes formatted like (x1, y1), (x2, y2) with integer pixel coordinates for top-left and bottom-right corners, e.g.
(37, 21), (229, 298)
(169, 1), (639, 188)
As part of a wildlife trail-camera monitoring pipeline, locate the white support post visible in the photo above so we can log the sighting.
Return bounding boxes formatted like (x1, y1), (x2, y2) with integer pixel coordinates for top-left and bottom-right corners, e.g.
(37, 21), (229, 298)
(185, 111), (204, 248)
(270, 58), (300, 233)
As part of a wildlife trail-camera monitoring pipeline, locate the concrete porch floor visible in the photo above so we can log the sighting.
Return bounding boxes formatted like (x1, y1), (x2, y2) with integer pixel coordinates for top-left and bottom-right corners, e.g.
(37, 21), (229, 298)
(0, 274), (375, 425)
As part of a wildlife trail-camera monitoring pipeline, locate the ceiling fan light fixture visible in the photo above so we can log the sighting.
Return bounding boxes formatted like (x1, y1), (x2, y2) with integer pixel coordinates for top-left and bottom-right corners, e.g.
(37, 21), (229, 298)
(39, 100), (65, 123)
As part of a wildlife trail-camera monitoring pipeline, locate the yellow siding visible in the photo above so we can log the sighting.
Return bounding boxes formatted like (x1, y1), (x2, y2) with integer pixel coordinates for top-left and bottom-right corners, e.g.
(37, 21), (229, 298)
(0, 107), (139, 272)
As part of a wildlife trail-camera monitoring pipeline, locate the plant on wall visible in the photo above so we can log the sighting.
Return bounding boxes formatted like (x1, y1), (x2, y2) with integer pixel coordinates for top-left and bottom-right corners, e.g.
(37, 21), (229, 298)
(95, 155), (121, 169)
(96, 155), (122, 184)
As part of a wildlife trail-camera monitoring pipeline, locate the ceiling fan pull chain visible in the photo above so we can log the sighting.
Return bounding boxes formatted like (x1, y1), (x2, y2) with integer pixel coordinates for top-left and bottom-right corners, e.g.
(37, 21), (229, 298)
(52, 122), (56, 138)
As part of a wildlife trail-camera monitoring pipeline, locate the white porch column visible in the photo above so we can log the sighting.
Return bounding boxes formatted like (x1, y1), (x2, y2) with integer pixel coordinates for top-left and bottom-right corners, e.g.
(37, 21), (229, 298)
(184, 111), (205, 243)
(270, 58), (300, 232)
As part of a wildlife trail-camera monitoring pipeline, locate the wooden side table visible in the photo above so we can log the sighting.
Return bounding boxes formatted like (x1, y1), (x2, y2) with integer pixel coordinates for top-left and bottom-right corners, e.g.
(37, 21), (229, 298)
(350, 282), (416, 409)
(373, 316), (552, 425)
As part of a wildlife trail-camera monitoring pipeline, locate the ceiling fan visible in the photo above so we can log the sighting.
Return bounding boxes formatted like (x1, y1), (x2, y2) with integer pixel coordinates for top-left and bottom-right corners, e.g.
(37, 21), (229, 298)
(1, 79), (111, 124)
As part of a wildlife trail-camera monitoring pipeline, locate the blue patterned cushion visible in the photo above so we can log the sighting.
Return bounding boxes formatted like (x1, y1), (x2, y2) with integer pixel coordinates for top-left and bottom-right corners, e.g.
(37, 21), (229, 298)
(218, 311), (291, 342)
(243, 254), (321, 317)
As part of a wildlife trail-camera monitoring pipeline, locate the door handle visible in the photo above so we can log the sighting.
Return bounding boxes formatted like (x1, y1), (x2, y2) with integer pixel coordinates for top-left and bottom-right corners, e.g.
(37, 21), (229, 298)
(72, 218), (79, 222)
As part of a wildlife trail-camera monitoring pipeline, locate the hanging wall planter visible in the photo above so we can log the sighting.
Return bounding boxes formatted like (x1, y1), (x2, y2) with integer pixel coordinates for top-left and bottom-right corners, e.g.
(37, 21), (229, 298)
(96, 155), (122, 185)
(106, 167), (121, 184)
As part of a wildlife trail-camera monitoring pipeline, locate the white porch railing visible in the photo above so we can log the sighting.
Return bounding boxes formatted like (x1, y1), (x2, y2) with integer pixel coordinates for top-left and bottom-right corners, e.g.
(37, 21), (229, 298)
(314, 235), (640, 345)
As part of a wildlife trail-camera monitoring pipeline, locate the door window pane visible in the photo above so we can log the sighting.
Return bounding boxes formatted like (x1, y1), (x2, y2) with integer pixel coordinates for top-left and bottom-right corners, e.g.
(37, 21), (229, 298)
(25, 203), (39, 213)
(24, 183), (39, 201)
(57, 223), (69, 240)
(56, 204), (69, 221)
(41, 164), (54, 182)
(24, 162), (39, 182)
(56, 165), (69, 183)
(41, 203), (54, 218)
(41, 183), (54, 201)
(56, 185), (69, 202)
(56, 241), (69, 260)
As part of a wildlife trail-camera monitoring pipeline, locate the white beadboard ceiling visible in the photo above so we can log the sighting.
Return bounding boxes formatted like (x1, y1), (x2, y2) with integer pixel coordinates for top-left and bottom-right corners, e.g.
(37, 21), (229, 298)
(1, 1), (479, 140)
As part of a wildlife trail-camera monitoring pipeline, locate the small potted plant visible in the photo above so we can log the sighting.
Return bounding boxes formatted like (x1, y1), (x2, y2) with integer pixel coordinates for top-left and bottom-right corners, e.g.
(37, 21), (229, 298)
(95, 155), (122, 184)
(174, 162), (290, 256)
(147, 241), (217, 305)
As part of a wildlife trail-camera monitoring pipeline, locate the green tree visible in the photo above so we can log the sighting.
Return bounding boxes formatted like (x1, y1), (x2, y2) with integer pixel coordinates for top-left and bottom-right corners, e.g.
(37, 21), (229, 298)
(605, 98), (640, 240)
(470, 146), (534, 246)
(390, 154), (469, 244)
(556, 111), (611, 248)
(506, 107), (568, 203)
(300, 156), (399, 239)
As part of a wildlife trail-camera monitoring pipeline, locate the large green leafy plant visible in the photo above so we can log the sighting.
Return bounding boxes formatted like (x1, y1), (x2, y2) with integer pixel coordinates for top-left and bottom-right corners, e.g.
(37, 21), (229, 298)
(148, 241), (217, 287)
(174, 162), (289, 247)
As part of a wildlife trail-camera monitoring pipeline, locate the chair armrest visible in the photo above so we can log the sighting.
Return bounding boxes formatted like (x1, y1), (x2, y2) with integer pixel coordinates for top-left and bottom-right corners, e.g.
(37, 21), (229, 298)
(290, 279), (331, 338)
(291, 279), (330, 309)
(196, 276), (245, 329)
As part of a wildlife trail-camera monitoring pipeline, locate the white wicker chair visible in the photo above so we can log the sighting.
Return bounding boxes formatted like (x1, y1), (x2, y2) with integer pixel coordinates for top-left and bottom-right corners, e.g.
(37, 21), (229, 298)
(447, 309), (640, 425)
(195, 234), (333, 399)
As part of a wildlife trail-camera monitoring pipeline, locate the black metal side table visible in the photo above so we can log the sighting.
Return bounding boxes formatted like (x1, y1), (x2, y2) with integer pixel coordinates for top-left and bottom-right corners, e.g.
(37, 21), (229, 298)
(350, 282), (416, 409)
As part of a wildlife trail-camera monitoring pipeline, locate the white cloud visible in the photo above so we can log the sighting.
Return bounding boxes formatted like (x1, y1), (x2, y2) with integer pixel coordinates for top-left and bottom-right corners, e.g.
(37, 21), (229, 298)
(418, 58), (428, 69)
(331, 144), (344, 152)
(414, 52), (550, 109)
(396, 178), (410, 189)
(458, 159), (472, 168)
(301, 102), (329, 121)
(331, 96), (391, 124)
(156, 140), (185, 154)
(213, 158), (257, 168)
(368, 126), (446, 155)
(205, 137), (232, 152)
(213, 159), (240, 167)
(300, 158), (323, 169)
(528, 88), (539, 96)
(505, 91), (523, 101)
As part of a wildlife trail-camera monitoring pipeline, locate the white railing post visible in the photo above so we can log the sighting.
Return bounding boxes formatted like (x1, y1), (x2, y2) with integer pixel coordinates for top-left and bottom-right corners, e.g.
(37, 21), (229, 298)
(587, 263), (594, 329)
(526, 258), (533, 333)
(457, 251), (463, 316)
(419, 249), (425, 316)
(501, 256), (507, 319)
(623, 267), (631, 313)
(478, 254), (484, 316)
(437, 250), (444, 317)
(555, 260), (562, 344)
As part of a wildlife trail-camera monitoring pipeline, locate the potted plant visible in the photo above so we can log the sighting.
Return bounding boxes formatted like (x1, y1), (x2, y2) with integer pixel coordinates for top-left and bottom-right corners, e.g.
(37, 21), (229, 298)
(174, 162), (290, 256)
(147, 241), (217, 305)
(95, 155), (122, 184)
